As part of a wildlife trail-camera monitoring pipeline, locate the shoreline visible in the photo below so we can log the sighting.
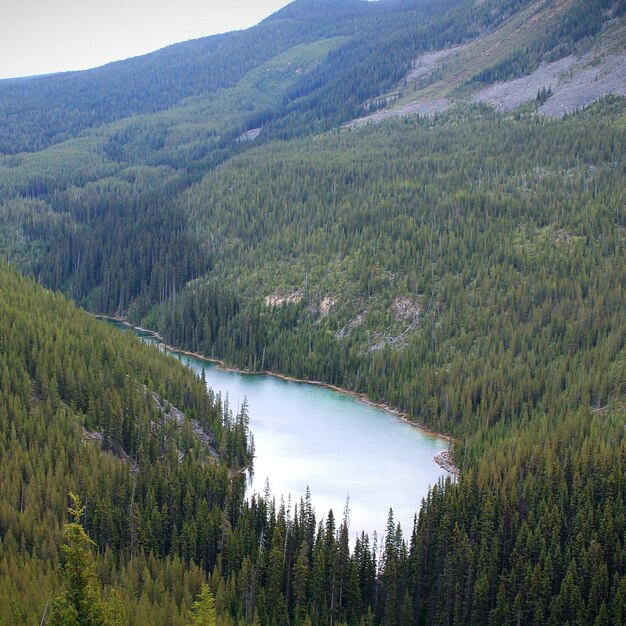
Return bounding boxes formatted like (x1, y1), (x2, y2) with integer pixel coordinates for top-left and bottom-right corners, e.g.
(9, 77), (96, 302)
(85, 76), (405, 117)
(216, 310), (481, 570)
(96, 314), (459, 476)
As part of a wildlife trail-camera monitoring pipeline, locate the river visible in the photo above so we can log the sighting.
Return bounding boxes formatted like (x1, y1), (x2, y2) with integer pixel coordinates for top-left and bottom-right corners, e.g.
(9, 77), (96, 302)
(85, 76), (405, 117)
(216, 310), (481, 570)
(132, 328), (451, 540)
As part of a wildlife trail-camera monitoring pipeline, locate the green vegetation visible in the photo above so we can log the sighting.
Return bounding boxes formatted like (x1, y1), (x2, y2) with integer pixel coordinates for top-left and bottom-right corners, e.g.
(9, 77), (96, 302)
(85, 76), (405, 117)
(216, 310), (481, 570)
(471, 0), (626, 85)
(0, 264), (252, 623)
(145, 102), (626, 439)
(0, 0), (625, 623)
(48, 494), (107, 626)
(3, 99), (625, 624)
(0, 0), (462, 154)
(135, 101), (626, 623)
(190, 585), (218, 626)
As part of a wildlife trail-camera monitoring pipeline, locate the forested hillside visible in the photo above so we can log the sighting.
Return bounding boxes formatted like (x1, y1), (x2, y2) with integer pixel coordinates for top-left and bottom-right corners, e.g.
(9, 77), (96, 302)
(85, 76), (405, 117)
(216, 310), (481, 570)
(0, 0), (625, 623)
(0, 0), (463, 154)
(0, 264), (253, 623)
(3, 258), (625, 624)
(144, 100), (626, 438)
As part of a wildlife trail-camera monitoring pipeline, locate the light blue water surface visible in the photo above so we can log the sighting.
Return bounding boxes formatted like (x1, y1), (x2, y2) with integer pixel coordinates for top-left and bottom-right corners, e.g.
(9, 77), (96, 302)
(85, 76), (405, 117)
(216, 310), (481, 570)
(139, 331), (450, 539)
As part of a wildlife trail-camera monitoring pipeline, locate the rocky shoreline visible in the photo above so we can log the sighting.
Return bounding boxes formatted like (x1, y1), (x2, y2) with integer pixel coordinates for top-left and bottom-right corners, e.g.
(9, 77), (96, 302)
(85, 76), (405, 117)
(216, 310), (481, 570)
(96, 314), (460, 476)
(433, 450), (459, 476)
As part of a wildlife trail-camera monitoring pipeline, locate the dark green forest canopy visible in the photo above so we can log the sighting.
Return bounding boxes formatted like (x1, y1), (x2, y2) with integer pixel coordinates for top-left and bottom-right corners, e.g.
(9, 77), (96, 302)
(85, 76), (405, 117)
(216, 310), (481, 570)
(2, 100), (625, 624)
(0, 265), (253, 623)
(0, 0), (625, 622)
(145, 102), (626, 440)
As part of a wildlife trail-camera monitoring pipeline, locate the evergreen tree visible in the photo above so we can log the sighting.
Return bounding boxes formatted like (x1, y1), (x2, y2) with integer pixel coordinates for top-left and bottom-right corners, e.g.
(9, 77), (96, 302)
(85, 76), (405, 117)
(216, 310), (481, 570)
(48, 493), (105, 626)
(190, 584), (217, 626)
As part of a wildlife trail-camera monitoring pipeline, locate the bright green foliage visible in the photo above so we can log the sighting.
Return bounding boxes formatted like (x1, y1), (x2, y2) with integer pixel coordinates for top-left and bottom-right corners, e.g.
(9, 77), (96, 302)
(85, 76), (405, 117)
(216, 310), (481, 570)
(47, 599), (80, 626)
(102, 591), (125, 626)
(48, 494), (105, 626)
(190, 584), (217, 626)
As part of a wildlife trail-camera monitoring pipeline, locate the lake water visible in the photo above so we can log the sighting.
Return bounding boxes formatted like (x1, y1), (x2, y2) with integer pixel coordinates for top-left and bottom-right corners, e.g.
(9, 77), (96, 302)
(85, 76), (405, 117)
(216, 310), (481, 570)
(135, 329), (450, 539)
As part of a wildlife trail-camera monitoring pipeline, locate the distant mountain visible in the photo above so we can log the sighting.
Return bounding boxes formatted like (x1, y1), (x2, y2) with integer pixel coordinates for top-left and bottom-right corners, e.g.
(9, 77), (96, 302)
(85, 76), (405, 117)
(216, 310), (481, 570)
(351, 0), (626, 123)
(0, 0), (439, 153)
(2, 0), (622, 155)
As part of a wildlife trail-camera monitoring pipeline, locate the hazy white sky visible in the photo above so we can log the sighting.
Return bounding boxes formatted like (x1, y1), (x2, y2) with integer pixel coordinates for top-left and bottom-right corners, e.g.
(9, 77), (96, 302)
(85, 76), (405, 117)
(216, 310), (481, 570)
(0, 0), (293, 79)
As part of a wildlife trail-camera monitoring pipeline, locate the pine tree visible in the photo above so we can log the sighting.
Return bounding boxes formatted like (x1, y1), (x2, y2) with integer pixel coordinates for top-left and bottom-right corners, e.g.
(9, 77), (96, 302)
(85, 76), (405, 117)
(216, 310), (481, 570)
(48, 493), (105, 626)
(189, 584), (217, 626)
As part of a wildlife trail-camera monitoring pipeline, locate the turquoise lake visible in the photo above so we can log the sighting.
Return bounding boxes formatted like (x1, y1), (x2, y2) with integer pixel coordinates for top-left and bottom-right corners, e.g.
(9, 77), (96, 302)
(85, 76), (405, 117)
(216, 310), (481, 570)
(135, 329), (450, 539)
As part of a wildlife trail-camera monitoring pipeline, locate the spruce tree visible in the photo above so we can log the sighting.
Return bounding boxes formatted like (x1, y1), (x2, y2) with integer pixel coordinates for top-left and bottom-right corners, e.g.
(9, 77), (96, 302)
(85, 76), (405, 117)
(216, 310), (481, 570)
(190, 584), (217, 626)
(48, 493), (105, 626)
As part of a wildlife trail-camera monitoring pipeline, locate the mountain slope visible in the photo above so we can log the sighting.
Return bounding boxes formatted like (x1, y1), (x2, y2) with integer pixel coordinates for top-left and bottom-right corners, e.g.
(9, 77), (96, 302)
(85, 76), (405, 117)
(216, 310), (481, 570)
(351, 0), (626, 123)
(143, 100), (626, 435)
(0, 0), (458, 154)
(0, 0), (625, 623)
(0, 264), (253, 623)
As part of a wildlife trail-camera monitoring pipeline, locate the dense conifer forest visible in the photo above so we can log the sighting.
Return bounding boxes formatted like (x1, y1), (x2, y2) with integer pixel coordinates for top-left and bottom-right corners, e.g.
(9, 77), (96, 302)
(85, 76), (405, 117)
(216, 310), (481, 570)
(0, 0), (625, 623)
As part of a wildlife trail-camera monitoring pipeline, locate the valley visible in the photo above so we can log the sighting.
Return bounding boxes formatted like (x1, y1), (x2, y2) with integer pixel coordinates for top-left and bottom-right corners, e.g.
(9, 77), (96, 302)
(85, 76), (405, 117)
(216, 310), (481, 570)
(0, 0), (625, 623)
(132, 326), (451, 541)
